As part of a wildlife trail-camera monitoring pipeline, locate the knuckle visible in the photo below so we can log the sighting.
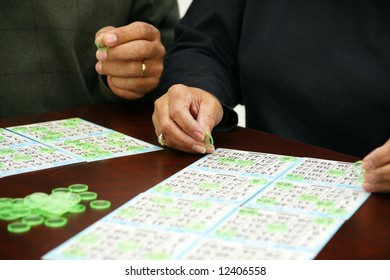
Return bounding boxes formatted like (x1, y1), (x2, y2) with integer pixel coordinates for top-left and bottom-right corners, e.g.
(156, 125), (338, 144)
(114, 27), (127, 40)
(132, 21), (148, 33)
(133, 41), (150, 58)
(157, 44), (166, 58)
(154, 62), (164, 76)
(170, 103), (183, 118)
(154, 97), (163, 107)
(153, 99), (163, 112)
(132, 21), (157, 40)
(169, 84), (185, 93)
(160, 121), (174, 135)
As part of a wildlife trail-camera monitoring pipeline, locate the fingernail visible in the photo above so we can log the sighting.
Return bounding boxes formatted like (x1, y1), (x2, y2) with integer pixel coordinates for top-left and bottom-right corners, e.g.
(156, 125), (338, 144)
(105, 33), (118, 44)
(364, 172), (376, 184)
(205, 146), (215, 154)
(193, 145), (206, 154)
(95, 62), (103, 73)
(96, 51), (107, 61)
(363, 183), (375, 192)
(361, 159), (374, 171)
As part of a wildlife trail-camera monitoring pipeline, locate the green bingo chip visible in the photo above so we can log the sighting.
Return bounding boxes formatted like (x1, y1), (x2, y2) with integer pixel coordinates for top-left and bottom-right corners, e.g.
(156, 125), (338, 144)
(68, 204), (87, 214)
(3, 183), (110, 234)
(22, 215), (45, 226)
(0, 205), (12, 215)
(353, 160), (365, 177)
(0, 197), (13, 207)
(8, 222), (31, 233)
(50, 192), (81, 207)
(95, 35), (108, 51)
(78, 191), (98, 201)
(68, 184), (89, 193)
(203, 131), (214, 148)
(44, 217), (68, 228)
(12, 198), (25, 205)
(90, 200), (111, 210)
(0, 212), (19, 221)
(52, 187), (71, 193)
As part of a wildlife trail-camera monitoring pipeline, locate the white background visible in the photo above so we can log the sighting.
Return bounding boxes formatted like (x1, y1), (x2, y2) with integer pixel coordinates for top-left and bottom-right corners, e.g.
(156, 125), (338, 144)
(178, 0), (193, 17)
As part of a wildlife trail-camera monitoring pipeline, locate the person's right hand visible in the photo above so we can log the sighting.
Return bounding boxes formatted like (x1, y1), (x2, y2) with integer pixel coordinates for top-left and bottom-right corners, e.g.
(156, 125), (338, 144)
(152, 84), (224, 153)
(95, 22), (165, 100)
(362, 137), (390, 192)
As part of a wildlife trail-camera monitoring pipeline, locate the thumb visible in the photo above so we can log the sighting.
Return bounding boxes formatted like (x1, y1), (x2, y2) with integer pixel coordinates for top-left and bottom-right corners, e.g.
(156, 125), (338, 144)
(197, 96), (224, 135)
(363, 138), (390, 171)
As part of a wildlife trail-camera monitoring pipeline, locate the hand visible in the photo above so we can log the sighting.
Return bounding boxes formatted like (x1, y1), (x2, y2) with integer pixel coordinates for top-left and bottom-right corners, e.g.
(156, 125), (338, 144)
(95, 21), (165, 99)
(362, 138), (390, 192)
(152, 84), (224, 154)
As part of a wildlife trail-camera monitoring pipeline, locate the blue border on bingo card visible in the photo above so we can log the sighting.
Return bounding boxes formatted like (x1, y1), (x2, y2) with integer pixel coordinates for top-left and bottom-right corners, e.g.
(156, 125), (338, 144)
(49, 130), (162, 162)
(42, 221), (201, 260)
(6, 117), (112, 143)
(189, 148), (301, 179)
(178, 237), (317, 260)
(0, 128), (37, 148)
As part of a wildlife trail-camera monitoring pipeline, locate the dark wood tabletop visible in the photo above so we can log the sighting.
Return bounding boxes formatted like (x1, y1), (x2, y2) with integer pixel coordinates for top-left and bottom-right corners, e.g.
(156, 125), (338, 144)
(0, 102), (389, 260)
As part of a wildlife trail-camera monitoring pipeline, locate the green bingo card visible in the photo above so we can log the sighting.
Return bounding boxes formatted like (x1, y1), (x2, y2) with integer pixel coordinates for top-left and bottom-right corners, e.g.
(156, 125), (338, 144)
(43, 148), (369, 260)
(1, 118), (162, 177)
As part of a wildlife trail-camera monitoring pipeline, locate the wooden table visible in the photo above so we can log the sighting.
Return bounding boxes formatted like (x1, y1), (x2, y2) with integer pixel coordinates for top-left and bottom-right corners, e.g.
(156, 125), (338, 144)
(1, 103), (389, 260)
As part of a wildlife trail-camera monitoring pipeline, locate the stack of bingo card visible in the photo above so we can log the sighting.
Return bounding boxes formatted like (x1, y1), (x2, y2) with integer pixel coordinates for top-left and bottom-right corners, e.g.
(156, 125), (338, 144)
(42, 148), (370, 260)
(0, 118), (162, 177)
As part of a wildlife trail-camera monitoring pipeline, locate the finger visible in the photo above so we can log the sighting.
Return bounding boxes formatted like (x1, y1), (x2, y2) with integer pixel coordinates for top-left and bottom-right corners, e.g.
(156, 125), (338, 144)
(153, 99), (206, 153)
(152, 110), (206, 154)
(362, 138), (390, 170)
(363, 163), (390, 192)
(197, 95), (224, 134)
(107, 76), (156, 99)
(175, 86), (223, 142)
(103, 22), (160, 47)
(95, 26), (115, 42)
(165, 85), (206, 142)
(363, 181), (390, 193)
(109, 75), (159, 94)
(162, 123), (207, 154)
(100, 39), (165, 61)
(107, 76), (145, 99)
(363, 139), (390, 168)
(96, 59), (162, 78)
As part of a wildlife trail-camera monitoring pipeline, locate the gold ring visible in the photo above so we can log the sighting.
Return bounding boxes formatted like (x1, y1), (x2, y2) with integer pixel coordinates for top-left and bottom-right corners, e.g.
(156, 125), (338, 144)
(139, 61), (146, 77)
(158, 134), (166, 146)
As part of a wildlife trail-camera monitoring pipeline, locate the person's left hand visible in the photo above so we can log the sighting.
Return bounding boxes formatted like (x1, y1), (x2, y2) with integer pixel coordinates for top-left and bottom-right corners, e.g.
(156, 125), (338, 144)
(95, 21), (165, 99)
(362, 138), (390, 192)
(152, 84), (223, 154)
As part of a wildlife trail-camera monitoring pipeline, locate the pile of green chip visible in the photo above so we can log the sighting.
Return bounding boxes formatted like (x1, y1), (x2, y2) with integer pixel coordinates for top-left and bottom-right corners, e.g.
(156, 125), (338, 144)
(0, 184), (111, 234)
